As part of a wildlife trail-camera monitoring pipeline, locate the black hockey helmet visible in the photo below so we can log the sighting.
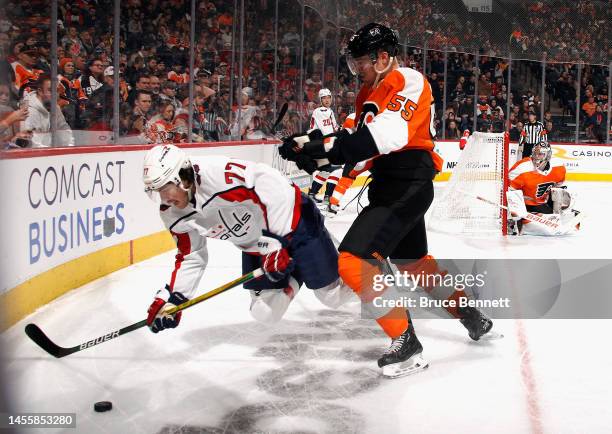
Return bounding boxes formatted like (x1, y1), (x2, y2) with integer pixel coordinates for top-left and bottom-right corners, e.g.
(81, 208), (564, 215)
(347, 23), (399, 59)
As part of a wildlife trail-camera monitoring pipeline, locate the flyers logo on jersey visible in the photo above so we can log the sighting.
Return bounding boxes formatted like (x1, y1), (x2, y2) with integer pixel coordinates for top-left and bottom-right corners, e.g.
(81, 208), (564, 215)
(358, 102), (379, 129)
(535, 182), (556, 198)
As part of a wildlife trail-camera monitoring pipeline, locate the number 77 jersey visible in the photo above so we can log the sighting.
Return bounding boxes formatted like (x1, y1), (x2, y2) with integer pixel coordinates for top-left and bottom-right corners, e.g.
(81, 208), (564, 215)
(354, 67), (443, 172)
(156, 155), (301, 300)
(160, 156), (301, 252)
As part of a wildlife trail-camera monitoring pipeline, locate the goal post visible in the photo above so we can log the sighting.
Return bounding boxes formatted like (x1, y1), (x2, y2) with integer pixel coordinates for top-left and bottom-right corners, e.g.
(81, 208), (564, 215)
(428, 132), (510, 236)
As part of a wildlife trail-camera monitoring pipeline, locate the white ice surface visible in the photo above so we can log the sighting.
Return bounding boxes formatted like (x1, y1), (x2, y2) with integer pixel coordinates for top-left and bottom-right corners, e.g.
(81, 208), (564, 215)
(2, 182), (611, 434)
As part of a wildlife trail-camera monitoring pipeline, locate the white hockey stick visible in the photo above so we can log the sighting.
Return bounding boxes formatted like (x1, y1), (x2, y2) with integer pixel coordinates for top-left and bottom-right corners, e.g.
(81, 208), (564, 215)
(458, 190), (582, 235)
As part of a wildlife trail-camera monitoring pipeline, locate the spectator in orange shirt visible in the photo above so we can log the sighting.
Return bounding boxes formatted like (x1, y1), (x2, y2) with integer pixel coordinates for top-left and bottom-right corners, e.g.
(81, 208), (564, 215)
(218, 10), (233, 27)
(58, 58), (82, 127)
(167, 60), (187, 84)
(10, 44), (42, 97)
(583, 96), (600, 140)
(582, 96), (597, 118)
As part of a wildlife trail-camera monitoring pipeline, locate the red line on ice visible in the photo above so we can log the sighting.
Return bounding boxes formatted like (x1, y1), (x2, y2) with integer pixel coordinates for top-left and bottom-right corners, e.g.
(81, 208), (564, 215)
(515, 320), (544, 434)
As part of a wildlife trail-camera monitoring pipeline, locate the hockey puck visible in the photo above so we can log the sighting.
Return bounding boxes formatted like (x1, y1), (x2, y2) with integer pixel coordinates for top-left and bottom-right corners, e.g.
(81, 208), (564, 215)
(94, 401), (112, 412)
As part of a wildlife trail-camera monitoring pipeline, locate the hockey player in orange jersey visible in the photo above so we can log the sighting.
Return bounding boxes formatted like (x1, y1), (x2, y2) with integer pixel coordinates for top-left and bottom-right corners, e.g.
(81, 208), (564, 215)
(279, 23), (498, 378)
(507, 140), (581, 236)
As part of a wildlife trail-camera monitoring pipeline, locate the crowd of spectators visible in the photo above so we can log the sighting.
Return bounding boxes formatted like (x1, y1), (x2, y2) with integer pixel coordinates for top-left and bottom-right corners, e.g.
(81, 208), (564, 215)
(0, 0), (608, 148)
(508, 0), (610, 65)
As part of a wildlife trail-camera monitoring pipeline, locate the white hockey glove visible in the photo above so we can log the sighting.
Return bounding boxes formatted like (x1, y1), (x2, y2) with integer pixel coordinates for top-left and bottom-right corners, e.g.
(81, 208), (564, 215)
(551, 187), (573, 214)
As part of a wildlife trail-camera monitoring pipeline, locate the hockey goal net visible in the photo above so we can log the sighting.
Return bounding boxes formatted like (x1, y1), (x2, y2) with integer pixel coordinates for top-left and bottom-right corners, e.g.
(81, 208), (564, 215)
(428, 132), (509, 236)
(271, 144), (312, 189)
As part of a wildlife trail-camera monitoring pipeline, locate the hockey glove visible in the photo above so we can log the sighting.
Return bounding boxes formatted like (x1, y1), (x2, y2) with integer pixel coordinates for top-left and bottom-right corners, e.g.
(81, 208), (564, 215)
(278, 130), (324, 158)
(278, 133), (321, 175)
(293, 154), (319, 174)
(294, 129), (355, 165)
(262, 248), (294, 282)
(146, 286), (189, 333)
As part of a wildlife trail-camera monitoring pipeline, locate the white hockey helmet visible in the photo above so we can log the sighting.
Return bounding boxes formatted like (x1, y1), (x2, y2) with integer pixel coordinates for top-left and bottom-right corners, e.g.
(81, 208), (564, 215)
(143, 144), (190, 193)
(318, 88), (332, 101)
(531, 140), (552, 171)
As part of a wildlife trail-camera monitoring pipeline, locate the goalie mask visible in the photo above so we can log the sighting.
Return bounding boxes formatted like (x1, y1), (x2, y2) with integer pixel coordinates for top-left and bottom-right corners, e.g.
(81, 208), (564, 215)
(531, 141), (552, 172)
(345, 22), (399, 76)
(143, 144), (192, 203)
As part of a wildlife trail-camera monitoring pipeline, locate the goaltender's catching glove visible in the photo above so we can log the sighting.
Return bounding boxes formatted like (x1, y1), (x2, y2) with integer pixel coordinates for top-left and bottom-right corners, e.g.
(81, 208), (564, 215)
(146, 286), (189, 333)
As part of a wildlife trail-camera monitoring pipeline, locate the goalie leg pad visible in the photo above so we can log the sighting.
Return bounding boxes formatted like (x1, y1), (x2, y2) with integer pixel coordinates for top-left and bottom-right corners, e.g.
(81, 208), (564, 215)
(506, 189), (528, 218)
(521, 213), (579, 236)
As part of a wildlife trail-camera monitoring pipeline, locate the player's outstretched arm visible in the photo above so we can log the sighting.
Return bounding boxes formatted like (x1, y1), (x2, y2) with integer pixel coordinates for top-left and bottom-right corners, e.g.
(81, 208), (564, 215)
(279, 127), (379, 167)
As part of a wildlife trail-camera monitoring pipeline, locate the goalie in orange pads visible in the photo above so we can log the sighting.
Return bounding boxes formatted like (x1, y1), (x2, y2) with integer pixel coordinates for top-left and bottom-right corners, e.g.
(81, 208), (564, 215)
(279, 23), (498, 378)
(507, 140), (581, 236)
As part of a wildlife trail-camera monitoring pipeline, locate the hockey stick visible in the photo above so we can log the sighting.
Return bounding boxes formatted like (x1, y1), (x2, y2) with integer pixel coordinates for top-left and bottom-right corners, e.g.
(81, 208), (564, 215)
(25, 268), (264, 358)
(459, 190), (580, 233)
(270, 102), (288, 135)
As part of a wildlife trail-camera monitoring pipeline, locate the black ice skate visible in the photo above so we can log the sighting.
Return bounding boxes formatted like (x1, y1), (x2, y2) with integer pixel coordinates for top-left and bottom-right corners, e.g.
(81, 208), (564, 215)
(326, 202), (338, 216)
(378, 322), (428, 378)
(308, 192), (322, 203)
(316, 195), (330, 210)
(458, 306), (502, 341)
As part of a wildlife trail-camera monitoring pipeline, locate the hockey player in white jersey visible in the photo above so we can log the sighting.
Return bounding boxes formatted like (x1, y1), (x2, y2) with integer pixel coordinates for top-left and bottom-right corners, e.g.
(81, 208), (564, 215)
(142, 145), (354, 332)
(307, 88), (343, 208)
(310, 88), (338, 134)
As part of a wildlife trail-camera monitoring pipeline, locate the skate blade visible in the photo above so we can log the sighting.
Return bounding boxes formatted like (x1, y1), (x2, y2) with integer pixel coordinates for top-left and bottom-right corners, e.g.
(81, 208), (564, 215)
(480, 330), (504, 340)
(381, 354), (429, 379)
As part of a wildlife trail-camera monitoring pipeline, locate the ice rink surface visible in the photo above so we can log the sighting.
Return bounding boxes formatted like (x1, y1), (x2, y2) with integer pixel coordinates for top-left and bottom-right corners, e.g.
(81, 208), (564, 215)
(2, 181), (611, 434)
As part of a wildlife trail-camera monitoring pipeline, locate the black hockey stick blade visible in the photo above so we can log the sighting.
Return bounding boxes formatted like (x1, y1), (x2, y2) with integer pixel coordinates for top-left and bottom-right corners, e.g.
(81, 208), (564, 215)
(24, 269), (263, 358)
(25, 320), (147, 358)
(271, 102), (288, 132)
(25, 323), (68, 358)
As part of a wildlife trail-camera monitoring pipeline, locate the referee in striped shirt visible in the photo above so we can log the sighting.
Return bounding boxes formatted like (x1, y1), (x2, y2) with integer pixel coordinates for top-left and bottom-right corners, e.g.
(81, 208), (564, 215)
(519, 111), (548, 158)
